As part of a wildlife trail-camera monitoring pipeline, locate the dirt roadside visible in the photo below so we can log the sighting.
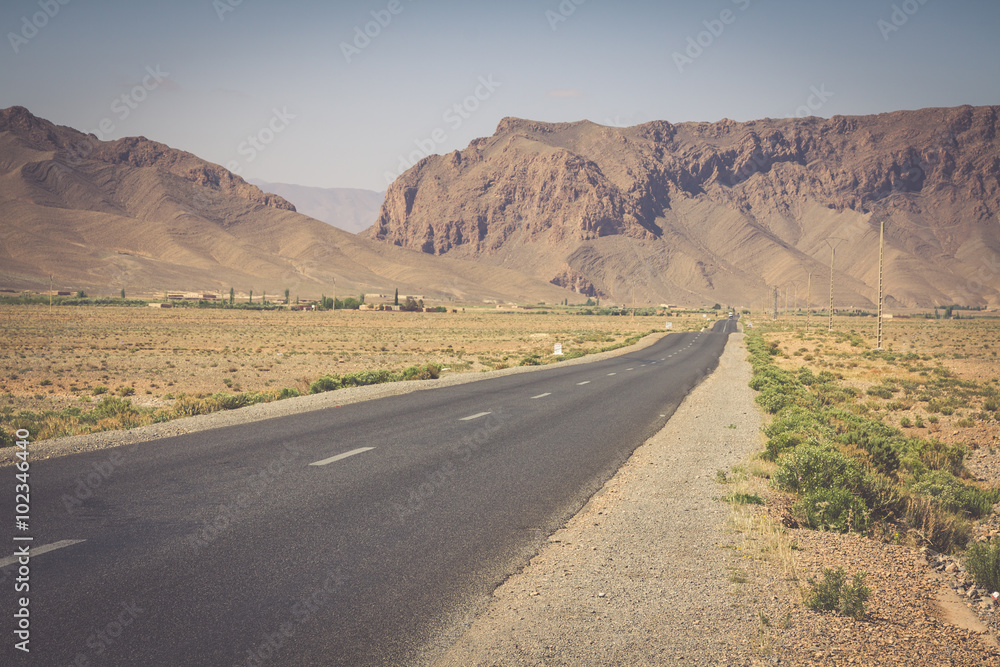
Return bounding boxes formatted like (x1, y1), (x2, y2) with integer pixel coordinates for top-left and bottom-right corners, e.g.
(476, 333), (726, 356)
(425, 332), (767, 666)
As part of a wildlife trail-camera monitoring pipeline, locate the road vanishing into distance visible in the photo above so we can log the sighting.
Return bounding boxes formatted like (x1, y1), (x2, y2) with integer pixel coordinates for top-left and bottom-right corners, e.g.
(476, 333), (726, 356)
(3, 317), (738, 666)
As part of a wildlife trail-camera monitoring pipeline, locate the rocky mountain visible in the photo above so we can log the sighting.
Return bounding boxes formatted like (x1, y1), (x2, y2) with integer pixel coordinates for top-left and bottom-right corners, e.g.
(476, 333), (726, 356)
(248, 180), (383, 235)
(368, 107), (1000, 308)
(0, 106), (573, 303)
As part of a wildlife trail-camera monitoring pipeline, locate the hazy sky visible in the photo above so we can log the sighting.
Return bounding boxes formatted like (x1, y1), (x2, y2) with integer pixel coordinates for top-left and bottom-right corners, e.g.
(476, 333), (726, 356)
(2, 0), (998, 191)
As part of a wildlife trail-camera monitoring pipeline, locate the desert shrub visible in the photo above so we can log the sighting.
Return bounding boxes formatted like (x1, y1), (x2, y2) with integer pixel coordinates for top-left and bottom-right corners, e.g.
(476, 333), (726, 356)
(908, 470), (996, 519)
(309, 375), (341, 394)
(117, 386), (135, 397)
(867, 386), (894, 399)
(964, 542), (1000, 593)
(520, 354), (542, 366)
(794, 487), (871, 533)
(904, 495), (972, 553)
(857, 472), (906, 520)
(899, 416), (912, 428)
(340, 369), (393, 387)
(772, 445), (864, 494)
(90, 396), (139, 420)
(763, 432), (809, 461)
(906, 438), (967, 477)
(400, 363), (441, 381)
(209, 393), (253, 411)
(278, 387), (300, 399)
(172, 396), (213, 417)
(92, 385), (109, 396)
(805, 567), (870, 619)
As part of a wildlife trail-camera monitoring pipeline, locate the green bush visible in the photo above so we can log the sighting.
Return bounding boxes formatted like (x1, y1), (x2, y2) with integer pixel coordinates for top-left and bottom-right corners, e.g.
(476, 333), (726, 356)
(90, 396), (139, 420)
(309, 375), (341, 394)
(172, 396), (213, 417)
(805, 567), (870, 619)
(908, 470), (996, 519)
(794, 487), (870, 533)
(520, 354), (542, 366)
(278, 387), (300, 399)
(772, 445), (864, 494)
(92, 385), (109, 396)
(857, 472), (906, 520)
(867, 386), (894, 399)
(965, 542), (1000, 593)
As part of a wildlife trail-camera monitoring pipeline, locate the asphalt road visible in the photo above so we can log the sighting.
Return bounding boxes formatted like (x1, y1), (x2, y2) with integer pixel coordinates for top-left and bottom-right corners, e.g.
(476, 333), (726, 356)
(2, 317), (738, 666)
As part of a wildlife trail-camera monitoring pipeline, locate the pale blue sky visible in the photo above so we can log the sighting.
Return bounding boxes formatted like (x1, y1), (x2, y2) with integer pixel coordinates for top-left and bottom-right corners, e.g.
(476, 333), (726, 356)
(2, 0), (998, 190)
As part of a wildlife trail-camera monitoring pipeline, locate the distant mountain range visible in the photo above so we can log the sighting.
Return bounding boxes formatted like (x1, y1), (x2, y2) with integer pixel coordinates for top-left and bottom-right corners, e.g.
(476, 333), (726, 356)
(368, 107), (1000, 308)
(4, 104), (998, 308)
(0, 106), (573, 303)
(247, 180), (383, 235)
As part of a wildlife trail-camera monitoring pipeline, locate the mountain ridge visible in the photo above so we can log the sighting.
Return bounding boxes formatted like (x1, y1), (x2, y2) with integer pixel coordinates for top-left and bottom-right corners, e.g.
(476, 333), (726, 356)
(0, 106), (574, 303)
(368, 105), (1000, 308)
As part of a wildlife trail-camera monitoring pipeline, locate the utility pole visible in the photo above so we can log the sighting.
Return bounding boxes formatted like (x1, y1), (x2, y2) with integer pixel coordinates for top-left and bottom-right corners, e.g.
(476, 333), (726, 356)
(825, 239), (844, 332)
(772, 286), (778, 321)
(806, 273), (812, 331)
(869, 193), (901, 350)
(49, 274), (53, 307)
(877, 216), (885, 350)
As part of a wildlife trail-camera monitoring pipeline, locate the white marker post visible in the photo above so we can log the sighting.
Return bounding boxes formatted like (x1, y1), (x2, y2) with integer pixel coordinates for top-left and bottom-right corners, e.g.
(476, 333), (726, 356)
(553, 343), (563, 355)
(665, 322), (672, 329)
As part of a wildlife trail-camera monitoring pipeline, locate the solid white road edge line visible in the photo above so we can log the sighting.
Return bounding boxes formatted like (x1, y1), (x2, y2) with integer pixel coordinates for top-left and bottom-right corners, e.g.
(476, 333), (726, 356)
(310, 447), (376, 466)
(0, 539), (86, 568)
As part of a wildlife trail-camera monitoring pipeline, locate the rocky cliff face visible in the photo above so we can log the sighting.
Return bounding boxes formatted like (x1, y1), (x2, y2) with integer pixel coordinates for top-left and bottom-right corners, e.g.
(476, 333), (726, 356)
(368, 106), (1000, 308)
(0, 106), (574, 304)
(0, 106), (296, 212)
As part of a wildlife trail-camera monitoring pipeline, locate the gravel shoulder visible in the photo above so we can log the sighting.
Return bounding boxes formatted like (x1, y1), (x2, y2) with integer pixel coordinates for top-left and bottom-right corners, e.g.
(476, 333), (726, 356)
(0, 331), (672, 466)
(429, 331), (765, 666)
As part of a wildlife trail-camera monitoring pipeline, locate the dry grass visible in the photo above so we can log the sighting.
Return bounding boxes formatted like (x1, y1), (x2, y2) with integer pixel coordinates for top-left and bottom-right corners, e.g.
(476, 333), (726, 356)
(0, 304), (709, 440)
(753, 315), (1000, 451)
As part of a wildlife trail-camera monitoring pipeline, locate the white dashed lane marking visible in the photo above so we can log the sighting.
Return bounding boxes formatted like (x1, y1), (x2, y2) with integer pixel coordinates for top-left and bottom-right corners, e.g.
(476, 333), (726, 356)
(459, 412), (492, 421)
(531, 393), (551, 399)
(0, 540), (86, 568)
(310, 448), (375, 466)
